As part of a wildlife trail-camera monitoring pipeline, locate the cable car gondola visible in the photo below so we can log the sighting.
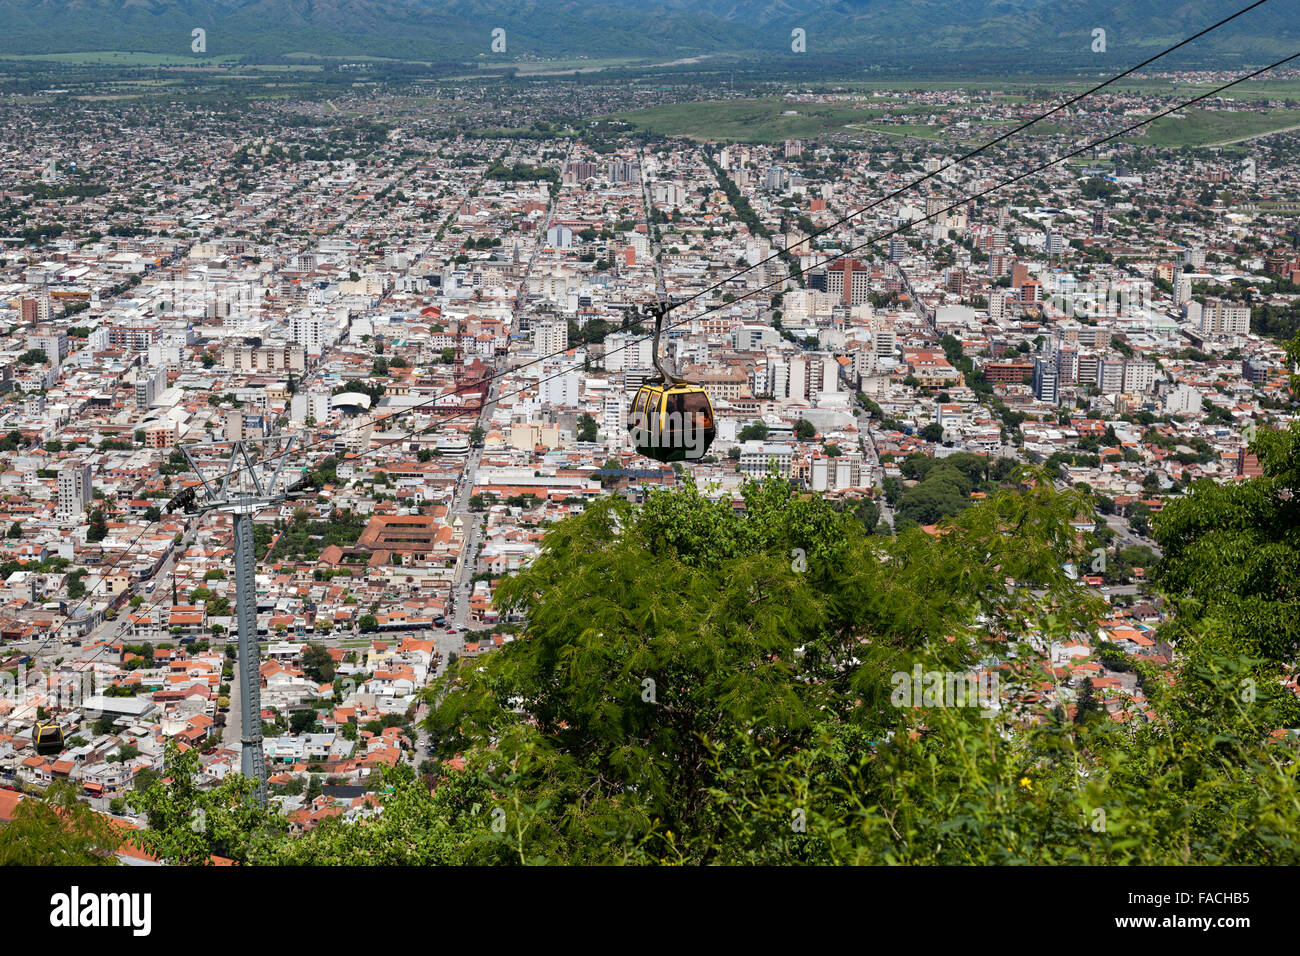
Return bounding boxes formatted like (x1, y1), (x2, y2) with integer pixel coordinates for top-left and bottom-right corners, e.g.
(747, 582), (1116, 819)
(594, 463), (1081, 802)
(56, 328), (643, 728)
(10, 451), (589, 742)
(627, 302), (716, 463)
(33, 721), (65, 756)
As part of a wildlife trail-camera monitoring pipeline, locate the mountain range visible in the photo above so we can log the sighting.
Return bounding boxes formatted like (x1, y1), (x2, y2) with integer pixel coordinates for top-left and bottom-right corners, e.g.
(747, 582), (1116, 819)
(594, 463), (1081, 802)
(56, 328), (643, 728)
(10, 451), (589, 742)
(0, 0), (1295, 70)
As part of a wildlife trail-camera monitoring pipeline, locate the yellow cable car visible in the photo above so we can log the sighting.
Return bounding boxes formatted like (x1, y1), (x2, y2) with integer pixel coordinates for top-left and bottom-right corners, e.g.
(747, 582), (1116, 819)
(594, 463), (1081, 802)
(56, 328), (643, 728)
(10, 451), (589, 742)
(33, 721), (64, 757)
(626, 303), (716, 463)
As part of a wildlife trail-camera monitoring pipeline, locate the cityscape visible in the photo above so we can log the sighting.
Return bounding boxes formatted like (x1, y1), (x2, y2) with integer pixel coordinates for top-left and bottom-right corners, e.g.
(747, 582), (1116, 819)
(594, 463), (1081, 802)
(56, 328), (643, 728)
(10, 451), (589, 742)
(0, 0), (1297, 890)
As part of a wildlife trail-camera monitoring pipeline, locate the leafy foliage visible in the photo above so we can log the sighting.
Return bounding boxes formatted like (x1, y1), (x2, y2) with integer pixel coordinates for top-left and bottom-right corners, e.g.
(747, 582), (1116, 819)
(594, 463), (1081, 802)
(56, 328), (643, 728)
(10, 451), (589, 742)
(250, 763), (514, 865)
(422, 474), (1130, 863)
(128, 742), (285, 865)
(124, 431), (1300, 865)
(0, 782), (122, 865)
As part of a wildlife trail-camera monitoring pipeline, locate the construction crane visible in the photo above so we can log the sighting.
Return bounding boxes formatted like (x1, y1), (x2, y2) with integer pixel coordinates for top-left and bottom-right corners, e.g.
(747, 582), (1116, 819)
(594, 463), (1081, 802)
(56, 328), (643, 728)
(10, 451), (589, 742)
(166, 435), (309, 807)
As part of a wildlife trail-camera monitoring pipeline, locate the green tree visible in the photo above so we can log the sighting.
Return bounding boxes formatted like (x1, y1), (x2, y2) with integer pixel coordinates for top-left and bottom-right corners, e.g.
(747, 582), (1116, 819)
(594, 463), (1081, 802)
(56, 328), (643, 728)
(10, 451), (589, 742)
(1154, 422), (1300, 704)
(424, 475), (1105, 863)
(576, 413), (599, 443)
(301, 643), (335, 683)
(249, 763), (511, 865)
(290, 709), (320, 735)
(87, 508), (108, 543)
(66, 568), (87, 600)
(128, 742), (284, 864)
(0, 782), (122, 865)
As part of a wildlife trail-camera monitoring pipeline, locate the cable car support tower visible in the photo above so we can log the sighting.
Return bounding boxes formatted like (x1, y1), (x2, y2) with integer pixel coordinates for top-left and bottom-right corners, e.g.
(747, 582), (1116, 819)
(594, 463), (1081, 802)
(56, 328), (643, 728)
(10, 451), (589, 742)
(167, 434), (311, 807)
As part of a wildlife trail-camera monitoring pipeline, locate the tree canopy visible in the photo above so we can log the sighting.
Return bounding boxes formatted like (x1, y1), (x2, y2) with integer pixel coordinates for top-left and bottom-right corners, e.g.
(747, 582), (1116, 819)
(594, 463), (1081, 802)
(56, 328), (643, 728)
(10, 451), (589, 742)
(122, 425), (1300, 865)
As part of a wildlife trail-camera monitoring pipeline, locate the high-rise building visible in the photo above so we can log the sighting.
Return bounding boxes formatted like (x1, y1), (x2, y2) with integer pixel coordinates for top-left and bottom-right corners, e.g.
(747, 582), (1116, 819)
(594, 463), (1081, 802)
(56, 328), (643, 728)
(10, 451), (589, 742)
(1180, 246), (1207, 271)
(607, 160), (639, 183)
(28, 331), (66, 365)
(826, 258), (872, 304)
(1056, 347), (1078, 384)
(134, 365), (167, 408)
(1200, 298), (1250, 336)
(1032, 355), (1059, 404)
(545, 225), (573, 249)
(226, 409), (266, 442)
(565, 161), (599, 181)
(810, 453), (863, 491)
(604, 332), (654, 373)
(1011, 261), (1031, 290)
(538, 362), (579, 407)
(989, 290), (1011, 323)
(1096, 358), (1125, 394)
(57, 464), (92, 523)
(290, 314), (327, 354)
(533, 318), (569, 356)
(1123, 359), (1156, 394)
(1077, 351), (1100, 386)
(766, 355), (789, 399)
(291, 386), (331, 425)
(1163, 383), (1202, 416)
(764, 166), (789, 191)
(732, 326), (779, 351)
(874, 327), (897, 359)
(602, 394), (625, 445)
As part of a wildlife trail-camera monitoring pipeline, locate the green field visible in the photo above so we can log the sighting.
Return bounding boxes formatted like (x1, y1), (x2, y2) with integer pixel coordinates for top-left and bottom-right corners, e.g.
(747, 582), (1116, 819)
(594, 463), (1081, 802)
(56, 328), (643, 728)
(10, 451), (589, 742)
(612, 97), (893, 142)
(1133, 107), (1300, 147)
(846, 122), (945, 141)
(615, 94), (1077, 145)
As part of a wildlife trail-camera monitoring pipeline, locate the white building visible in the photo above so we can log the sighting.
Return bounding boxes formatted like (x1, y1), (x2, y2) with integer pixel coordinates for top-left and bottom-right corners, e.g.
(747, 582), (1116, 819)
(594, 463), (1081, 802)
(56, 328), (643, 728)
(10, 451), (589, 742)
(604, 332), (654, 373)
(1122, 359), (1156, 394)
(57, 463), (92, 523)
(1096, 358), (1125, 394)
(290, 314), (327, 354)
(1199, 299), (1250, 337)
(538, 362), (579, 408)
(739, 441), (793, 478)
(602, 394), (625, 445)
(1164, 383), (1203, 416)
(533, 318), (568, 356)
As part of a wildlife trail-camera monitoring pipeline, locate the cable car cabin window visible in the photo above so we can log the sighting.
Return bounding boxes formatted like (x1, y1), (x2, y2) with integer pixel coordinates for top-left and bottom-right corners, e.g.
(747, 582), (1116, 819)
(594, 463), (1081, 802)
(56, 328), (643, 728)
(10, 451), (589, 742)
(665, 390), (713, 456)
(681, 391), (713, 431)
(630, 387), (658, 440)
(640, 388), (659, 427)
